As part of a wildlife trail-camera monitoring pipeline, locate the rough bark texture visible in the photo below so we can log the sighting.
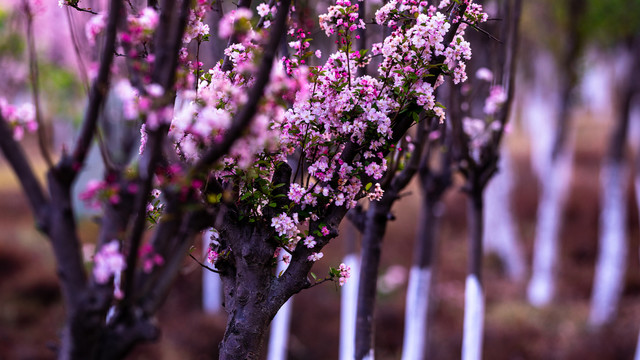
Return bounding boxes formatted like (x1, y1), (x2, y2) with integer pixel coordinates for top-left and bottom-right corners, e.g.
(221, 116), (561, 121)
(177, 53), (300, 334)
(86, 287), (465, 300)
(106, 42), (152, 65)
(355, 195), (394, 360)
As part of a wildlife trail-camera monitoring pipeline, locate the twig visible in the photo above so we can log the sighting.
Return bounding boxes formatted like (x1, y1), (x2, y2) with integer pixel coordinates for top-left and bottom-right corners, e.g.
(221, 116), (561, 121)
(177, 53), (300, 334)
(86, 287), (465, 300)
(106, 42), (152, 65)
(70, 0), (122, 176)
(67, 3), (98, 15)
(23, 0), (53, 169)
(0, 113), (49, 230)
(189, 253), (222, 274)
(65, 8), (91, 94)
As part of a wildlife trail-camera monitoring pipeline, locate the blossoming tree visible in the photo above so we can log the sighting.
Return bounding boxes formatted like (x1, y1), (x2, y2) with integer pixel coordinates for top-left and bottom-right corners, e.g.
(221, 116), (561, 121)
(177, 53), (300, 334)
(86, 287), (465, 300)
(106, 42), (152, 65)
(0, 0), (487, 358)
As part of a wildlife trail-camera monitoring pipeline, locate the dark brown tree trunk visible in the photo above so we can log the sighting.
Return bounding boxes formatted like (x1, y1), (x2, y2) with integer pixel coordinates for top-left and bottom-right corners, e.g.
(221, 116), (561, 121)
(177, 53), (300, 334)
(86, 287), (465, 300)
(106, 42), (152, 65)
(355, 193), (394, 360)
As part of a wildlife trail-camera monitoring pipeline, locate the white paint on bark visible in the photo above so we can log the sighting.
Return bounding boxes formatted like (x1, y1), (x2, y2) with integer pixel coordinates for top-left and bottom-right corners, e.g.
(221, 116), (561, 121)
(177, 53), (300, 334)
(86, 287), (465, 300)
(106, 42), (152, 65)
(202, 229), (222, 313)
(527, 148), (573, 306)
(267, 254), (293, 360)
(635, 329), (640, 360)
(634, 176), (640, 360)
(524, 74), (574, 306)
(401, 266), (432, 360)
(483, 147), (525, 282)
(462, 274), (484, 360)
(340, 253), (360, 360)
(362, 349), (375, 360)
(589, 161), (628, 327)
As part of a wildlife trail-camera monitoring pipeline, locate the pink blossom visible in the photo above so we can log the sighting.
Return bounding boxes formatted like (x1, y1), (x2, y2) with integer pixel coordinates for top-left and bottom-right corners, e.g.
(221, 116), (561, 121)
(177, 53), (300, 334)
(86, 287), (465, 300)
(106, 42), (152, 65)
(93, 240), (126, 284)
(307, 252), (324, 262)
(85, 14), (106, 45)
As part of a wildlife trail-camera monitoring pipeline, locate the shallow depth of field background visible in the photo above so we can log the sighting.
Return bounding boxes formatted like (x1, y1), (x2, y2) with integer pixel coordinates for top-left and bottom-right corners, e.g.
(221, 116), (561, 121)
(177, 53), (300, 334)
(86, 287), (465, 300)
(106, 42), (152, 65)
(1, 0), (640, 359)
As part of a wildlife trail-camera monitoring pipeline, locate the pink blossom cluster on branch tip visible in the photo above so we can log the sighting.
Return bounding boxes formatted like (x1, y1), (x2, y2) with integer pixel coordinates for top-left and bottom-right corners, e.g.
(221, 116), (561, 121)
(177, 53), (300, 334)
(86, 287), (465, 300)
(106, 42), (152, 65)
(93, 241), (126, 298)
(0, 99), (36, 141)
(338, 263), (351, 286)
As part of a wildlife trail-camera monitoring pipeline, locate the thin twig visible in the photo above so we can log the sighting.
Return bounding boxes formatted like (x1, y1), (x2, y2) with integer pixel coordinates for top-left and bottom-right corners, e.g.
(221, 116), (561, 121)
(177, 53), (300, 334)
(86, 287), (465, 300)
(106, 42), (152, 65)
(24, 0), (53, 169)
(189, 253), (222, 274)
(65, 8), (90, 94)
(0, 113), (49, 230)
(70, 0), (122, 176)
(66, 3), (98, 15)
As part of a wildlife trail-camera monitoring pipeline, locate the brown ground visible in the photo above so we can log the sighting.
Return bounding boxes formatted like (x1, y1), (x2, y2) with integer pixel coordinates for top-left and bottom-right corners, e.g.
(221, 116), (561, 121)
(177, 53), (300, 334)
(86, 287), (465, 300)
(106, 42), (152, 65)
(1, 122), (640, 360)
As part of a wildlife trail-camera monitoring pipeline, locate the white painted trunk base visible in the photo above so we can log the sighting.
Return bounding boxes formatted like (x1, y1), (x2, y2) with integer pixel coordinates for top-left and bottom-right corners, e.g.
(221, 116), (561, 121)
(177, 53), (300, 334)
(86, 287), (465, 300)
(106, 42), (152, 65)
(589, 161), (628, 327)
(402, 267), (433, 360)
(202, 230), (222, 313)
(462, 275), (484, 360)
(483, 148), (526, 282)
(527, 150), (573, 307)
(632, 175), (640, 360)
(340, 253), (360, 360)
(267, 254), (293, 360)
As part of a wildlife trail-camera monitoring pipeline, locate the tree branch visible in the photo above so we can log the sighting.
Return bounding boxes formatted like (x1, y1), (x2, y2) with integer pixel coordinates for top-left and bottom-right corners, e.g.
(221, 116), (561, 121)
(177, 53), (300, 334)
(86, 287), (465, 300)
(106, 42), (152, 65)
(70, 0), (123, 176)
(23, 0), (53, 169)
(194, 0), (291, 171)
(0, 114), (49, 230)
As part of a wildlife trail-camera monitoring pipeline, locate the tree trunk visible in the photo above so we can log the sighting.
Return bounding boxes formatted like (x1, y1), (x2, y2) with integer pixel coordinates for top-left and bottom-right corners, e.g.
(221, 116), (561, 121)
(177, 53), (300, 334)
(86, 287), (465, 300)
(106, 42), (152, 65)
(218, 225), (280, 360)
(462, 190), (484, 360)
(526, 149), (573, 306)
(590, 37), (640, 327)
(203, 230), (223, 314)
(267, 253), (293, 360)
(341, 222), (360, 360)
(482, 147), (525, 282)
(355, 195), (394, 360)
(401, 194), (442, 360)
(589, 160), (629, 326)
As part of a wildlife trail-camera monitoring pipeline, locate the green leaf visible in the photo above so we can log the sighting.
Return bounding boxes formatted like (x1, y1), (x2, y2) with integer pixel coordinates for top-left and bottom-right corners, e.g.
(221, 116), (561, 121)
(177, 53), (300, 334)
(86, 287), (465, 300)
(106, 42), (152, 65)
(365, 183), (372, 191)
(311, 272), (317, 281)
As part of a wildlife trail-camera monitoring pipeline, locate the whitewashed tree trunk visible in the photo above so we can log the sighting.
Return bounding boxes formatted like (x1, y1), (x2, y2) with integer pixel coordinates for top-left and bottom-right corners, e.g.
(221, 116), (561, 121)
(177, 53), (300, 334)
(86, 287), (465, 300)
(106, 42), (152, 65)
(401, 195), (445, 360)
(526, 149), (573, 306)
(267, 254), (293, 360)
(462, 274), (484, 360)
(202, 229), (223, 313)
(340, 252), (361, 360)
(523, 60), (574, 306)
(633, 175), (640, 360)
(483, 147), (525, 282)
(589, 161), (629, 327)
(402, 266), (433, 360)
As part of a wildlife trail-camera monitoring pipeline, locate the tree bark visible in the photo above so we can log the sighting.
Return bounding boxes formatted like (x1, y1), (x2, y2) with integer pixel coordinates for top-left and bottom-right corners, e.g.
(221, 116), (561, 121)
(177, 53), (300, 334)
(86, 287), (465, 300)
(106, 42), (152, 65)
(401, 194), (442, 360)
(462, 189), (484, 360)
(355, 194), (394, 360)
(590, 37), (640, 327)
(340, 221), (360, 360)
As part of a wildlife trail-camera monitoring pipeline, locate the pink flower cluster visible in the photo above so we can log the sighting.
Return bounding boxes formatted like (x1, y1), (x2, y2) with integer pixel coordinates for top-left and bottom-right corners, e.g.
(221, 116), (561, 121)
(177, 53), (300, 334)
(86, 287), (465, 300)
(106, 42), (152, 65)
(93, 240), (126, 285)
(483, 85), (507, 115)
(0, 99), (36, 141)
(338, 263), (351, 286)
(183, 1), (211, 43)
(138, 243), (164, 273)
(318, 0), (365, 37)
(79, 179), (123, 209)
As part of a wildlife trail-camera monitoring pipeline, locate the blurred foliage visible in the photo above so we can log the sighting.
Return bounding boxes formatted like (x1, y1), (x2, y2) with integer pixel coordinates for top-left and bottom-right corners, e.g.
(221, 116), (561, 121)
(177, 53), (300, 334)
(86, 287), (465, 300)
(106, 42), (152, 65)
(0, 3), (84, 126)
(38, 62), (84, 124)
(0, 8), (25, 58)
(580, 0), (640, 46)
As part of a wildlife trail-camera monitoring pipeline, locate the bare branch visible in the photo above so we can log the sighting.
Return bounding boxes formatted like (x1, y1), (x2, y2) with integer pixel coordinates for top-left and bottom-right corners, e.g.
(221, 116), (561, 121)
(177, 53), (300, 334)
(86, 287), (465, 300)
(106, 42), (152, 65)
(70, 0), (123, 176)
(188, 253), (222, 274)
(23, 0), (53, 169)
(0, 114), (49, 230)
(122, 0), (192, 306)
